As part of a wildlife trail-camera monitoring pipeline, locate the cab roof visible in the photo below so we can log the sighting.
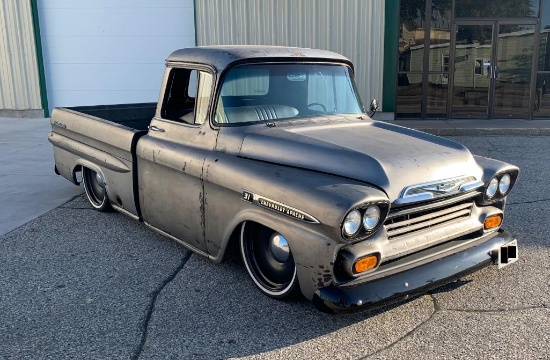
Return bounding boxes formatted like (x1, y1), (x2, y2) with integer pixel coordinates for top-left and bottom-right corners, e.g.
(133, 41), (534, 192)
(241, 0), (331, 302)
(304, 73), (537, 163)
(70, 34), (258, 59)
(166, 45), (353, 72)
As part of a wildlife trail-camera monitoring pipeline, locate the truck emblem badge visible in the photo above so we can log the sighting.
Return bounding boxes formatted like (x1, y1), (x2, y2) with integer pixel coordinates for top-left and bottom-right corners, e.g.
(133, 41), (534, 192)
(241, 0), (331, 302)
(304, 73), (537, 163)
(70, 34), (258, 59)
(242, 191), (253, 203)
(242, 190), (319, 223)
(53, 121), (67, 129)
(436, 182), (456, 192)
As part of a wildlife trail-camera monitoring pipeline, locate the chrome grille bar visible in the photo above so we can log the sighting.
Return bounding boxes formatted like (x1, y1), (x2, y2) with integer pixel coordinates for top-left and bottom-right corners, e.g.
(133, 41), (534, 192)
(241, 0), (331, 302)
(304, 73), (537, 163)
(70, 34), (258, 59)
(385, 200), (474, 240)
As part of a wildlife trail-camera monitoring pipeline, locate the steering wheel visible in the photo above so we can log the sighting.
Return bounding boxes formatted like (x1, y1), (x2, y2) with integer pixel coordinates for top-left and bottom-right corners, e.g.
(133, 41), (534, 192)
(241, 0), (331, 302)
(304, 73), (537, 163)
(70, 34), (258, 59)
(306, 102), (327, 112)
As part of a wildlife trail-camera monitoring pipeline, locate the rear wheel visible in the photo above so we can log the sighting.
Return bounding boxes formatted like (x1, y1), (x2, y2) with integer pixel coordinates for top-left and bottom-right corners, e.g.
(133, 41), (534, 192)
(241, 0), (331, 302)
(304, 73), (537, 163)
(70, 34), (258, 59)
(240, 222), (299, 299)
(82, 167), (112, 212)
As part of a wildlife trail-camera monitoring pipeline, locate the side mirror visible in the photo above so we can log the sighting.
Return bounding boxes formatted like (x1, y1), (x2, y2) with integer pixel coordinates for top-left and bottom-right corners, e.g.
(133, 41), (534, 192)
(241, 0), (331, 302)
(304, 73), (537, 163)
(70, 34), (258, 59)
(368, 99), (379, 117)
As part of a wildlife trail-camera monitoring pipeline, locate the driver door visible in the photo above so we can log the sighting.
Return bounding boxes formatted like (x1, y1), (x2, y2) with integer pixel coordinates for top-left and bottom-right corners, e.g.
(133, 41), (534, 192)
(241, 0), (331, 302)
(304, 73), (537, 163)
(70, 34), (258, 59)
(137, 67), (216, 254)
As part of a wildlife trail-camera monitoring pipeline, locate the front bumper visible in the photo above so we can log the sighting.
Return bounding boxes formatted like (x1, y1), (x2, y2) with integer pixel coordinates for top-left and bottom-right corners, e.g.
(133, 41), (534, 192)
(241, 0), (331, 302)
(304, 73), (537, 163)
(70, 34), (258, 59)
(312, 229), (515, 313)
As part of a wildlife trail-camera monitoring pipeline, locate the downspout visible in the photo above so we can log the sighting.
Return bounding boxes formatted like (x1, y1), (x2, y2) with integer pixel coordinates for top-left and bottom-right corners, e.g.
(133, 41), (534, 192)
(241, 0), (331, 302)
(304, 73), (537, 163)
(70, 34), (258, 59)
(29, 0), (49, 117)
(193, 0), (199, 46)
(382, 0), (399, 114)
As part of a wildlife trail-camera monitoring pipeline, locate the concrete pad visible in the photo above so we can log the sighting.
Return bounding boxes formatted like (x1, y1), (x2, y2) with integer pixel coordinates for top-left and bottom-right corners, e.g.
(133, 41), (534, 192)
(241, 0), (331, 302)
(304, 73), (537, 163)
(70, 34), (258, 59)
(0, 117), (83, 236)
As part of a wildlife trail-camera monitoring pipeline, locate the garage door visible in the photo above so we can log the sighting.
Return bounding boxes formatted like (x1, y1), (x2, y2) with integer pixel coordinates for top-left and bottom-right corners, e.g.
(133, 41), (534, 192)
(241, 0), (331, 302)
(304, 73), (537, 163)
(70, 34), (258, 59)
(38, 0), (195, 113)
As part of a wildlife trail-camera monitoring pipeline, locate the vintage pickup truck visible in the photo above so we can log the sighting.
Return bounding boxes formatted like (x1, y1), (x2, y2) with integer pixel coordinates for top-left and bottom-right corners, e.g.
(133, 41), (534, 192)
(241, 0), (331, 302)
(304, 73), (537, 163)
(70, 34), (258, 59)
(49, 46), (519, 313)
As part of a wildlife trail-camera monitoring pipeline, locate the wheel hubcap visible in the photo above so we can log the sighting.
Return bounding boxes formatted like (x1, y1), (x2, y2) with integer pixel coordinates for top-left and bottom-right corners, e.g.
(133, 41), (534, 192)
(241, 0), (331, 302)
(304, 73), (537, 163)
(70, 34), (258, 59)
(269, 233), (289, 262)
(95, 172), (106, 188)
(85, 169), (105, 204)
(242, 223), (296, 294)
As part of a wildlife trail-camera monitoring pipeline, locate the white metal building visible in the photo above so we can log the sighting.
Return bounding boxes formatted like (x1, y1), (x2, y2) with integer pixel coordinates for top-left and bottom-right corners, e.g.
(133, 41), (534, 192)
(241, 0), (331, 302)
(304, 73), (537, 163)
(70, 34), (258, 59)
(37, 0), (195, 115)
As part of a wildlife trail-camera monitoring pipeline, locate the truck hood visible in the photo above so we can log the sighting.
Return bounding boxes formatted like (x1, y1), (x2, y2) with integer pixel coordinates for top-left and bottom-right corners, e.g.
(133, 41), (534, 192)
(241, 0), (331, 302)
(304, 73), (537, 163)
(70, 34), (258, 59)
(237, 118), (483, 202)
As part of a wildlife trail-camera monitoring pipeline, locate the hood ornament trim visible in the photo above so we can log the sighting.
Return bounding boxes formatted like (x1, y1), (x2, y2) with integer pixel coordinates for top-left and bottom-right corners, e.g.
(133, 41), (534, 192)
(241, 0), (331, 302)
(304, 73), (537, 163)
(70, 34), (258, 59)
(395, 175), (484, 205)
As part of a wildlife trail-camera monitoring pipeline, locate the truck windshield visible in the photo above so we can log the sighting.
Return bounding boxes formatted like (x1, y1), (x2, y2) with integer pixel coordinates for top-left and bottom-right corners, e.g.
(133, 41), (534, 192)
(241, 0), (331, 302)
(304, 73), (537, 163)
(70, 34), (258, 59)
(214, 63), (364, 124)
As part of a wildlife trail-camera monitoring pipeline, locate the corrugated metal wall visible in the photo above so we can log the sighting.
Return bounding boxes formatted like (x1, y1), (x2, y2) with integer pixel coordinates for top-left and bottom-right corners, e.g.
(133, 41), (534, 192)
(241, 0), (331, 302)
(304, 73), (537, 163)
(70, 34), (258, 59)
(195, 0), (385, 108)
(0, 0), (41, 110)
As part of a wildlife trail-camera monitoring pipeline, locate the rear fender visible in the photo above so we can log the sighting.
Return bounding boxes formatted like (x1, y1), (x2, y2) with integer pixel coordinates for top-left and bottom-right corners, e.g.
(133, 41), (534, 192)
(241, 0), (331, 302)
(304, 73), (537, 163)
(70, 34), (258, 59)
(49, 135), (137, 215)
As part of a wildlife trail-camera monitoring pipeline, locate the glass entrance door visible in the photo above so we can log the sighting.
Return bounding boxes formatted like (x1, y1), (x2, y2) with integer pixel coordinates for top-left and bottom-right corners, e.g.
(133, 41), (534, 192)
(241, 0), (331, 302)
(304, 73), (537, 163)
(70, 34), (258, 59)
(451, 21), (537, 119)
(493, 24), (536, 118)
(451, 23), (494, 118)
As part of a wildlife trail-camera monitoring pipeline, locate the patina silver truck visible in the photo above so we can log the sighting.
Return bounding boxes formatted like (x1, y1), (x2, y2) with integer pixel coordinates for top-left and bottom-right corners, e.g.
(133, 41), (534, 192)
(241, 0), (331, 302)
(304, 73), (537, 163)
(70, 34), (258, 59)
(49, 46), (519, 313)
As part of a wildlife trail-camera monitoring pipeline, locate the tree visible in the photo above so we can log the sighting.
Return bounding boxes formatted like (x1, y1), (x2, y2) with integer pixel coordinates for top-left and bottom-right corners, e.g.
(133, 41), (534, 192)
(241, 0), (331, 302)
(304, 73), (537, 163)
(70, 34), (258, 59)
(454, 0), (536, 17)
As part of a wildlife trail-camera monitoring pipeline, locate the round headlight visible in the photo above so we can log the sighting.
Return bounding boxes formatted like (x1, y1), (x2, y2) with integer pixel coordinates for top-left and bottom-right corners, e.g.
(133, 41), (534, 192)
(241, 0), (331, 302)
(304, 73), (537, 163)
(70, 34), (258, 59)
(343, 210), (361, 236)
(499, 173), (511, 195)
(486, 177), (499, 198)
(362, 205), (381, 230)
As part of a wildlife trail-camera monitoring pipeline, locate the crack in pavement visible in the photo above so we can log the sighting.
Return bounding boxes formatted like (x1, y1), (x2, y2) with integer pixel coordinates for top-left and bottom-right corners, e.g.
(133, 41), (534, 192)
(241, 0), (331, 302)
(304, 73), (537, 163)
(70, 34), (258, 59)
(362, 294), (548, 359)
(440, 305), (548, 314)
(59, 207), (97, 210)
(508, 197), (550, 205)
(131, 252), (193, 360)
(361, 295), (439, 359)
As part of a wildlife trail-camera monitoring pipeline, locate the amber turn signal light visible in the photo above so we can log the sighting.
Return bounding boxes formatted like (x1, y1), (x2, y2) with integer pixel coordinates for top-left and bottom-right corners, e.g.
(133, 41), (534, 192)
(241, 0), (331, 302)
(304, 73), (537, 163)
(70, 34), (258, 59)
(484, 215), (502, 230)
(354, 255), (378, 273)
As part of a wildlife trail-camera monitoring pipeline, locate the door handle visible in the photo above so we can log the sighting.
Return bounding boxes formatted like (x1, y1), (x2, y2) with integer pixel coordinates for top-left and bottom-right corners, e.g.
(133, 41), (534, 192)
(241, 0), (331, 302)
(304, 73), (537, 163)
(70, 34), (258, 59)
(148, 125), (165, 132)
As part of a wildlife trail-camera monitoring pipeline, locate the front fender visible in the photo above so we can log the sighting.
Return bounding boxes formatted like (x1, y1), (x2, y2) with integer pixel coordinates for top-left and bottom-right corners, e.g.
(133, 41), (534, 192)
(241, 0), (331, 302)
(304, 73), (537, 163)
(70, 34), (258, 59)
(474, 155), (520, 183)
(208, 206), (338, 299)
(203, 154), (390, 298)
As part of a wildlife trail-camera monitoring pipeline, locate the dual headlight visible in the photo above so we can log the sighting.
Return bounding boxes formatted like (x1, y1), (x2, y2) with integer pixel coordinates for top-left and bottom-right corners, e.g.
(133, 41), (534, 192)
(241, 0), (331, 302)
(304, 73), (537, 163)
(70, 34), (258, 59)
(484, 172), (515, 200)
(342, 203), (387, 239)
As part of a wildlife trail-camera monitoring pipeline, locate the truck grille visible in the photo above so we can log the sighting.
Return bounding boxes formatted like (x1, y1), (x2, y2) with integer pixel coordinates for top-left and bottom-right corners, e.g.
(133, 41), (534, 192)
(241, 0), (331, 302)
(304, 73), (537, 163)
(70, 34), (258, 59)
(385, 199), (474, 240)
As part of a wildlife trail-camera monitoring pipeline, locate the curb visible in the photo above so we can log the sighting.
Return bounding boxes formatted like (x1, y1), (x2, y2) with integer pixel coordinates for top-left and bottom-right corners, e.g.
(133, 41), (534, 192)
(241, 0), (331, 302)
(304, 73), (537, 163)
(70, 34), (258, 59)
(412, 128), (550, 136)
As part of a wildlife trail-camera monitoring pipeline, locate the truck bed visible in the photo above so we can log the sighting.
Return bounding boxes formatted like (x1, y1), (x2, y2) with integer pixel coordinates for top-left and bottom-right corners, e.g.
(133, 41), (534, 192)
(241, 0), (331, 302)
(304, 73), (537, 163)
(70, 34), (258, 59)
(49, 102), (156, 218)
(65, 102), (156, 130)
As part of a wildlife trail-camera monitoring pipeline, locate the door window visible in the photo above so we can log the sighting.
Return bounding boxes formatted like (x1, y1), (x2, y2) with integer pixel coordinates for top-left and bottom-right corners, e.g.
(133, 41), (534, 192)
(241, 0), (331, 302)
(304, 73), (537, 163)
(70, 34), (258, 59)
(161, 68), (212, 125)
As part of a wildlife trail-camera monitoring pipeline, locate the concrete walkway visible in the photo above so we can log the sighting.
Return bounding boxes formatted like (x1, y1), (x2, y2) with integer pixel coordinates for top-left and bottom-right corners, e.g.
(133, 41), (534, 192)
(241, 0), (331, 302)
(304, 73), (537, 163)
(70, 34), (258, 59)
(390, 118), (550, 136)
(1, 115), (549, 237)
(0, 117), (83, 236)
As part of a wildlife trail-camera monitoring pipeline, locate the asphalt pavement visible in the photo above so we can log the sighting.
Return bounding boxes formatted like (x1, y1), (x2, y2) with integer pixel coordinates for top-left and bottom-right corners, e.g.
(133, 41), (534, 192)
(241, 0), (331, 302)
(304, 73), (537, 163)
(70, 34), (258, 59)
(1, 117), (549, 359)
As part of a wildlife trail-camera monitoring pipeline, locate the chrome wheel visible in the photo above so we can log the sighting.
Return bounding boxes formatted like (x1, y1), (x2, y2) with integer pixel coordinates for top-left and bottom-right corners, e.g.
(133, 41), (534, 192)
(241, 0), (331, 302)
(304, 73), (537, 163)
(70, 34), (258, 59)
(82, 167), (111, 211)
(240, 222), (299, 299)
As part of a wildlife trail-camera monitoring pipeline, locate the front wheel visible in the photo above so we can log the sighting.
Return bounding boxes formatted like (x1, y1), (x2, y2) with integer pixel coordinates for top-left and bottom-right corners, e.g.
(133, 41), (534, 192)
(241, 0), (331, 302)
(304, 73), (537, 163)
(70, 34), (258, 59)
(82, 167), (112, 212)
(240, 222), (300, 299)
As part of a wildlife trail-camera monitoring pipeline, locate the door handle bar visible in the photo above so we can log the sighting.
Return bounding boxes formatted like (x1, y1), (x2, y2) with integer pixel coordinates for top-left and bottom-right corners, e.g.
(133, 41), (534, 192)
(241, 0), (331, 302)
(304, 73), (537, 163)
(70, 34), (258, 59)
(148, 125), (165, 132)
